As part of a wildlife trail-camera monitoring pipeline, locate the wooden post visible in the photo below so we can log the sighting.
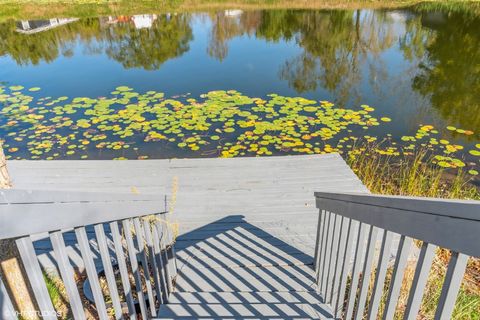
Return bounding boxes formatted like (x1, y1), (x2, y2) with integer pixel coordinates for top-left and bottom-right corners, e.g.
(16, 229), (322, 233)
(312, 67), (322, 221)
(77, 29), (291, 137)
(0, 143), (11, 189)
(0, 143), (40, 319)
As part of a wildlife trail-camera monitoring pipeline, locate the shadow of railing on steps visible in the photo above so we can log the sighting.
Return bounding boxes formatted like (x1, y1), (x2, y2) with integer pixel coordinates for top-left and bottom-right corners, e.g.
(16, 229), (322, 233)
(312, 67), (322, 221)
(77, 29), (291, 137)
(161, 214), (333, 319)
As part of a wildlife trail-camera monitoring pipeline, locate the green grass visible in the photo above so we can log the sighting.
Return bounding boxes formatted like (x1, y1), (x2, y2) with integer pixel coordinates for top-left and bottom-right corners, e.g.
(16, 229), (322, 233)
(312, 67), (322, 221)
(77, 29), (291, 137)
(43, 273), (62, 306)
(43, 272), (69, 319)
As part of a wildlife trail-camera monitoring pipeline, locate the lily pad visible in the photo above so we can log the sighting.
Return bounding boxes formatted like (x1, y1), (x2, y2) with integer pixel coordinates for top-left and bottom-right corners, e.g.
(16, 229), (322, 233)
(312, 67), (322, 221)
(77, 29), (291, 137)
(116, 86), (132, 92)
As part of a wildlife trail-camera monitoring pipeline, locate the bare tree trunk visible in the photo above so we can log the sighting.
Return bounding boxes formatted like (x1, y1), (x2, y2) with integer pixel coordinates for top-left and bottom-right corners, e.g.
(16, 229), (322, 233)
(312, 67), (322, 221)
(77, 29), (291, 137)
(0, 143), (39, 319)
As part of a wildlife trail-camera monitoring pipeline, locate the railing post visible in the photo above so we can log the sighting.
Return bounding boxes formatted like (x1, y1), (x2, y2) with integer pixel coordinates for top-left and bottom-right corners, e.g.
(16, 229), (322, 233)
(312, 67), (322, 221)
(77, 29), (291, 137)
(0, 142), (12, 189)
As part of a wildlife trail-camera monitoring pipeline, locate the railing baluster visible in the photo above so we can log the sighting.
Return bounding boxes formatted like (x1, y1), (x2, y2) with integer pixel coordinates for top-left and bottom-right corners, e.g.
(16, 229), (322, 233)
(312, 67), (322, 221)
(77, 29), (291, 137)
(354, 225), (379, 320)
(320, 211), (334, 297)
(367, 230), (394, 320)
(334, 218), (358, 318)
(142, 219), (165, 305)
(159, 213), (178, 276)
(155, 220), (173, 294)
(93, 224), (124, 320)
(50, 231), (86, 320)
(15, 236), (58, 320)
(345, 221), (368, 320)
(434, 251), (468, 320)
(382, 235), (413, 320)
(403, 242), (436, 320)
(326, 213), (341, 303)
(0, 273), (17, 320)
(314, 209), (325, 271)
(110, 221), (136, 320)
(74, 227), (108, 320)
(168, 240), (178, 278)
(151, 220), (169, 303)
(133, 218), (157, 317)
(122, 219), (148, 319)
(330, 216), (347, 306)
(316, 210), (329, 290)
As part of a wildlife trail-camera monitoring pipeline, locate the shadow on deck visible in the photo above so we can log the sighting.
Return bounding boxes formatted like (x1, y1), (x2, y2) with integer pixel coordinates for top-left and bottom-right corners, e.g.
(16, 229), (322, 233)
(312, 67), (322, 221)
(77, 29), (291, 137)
(158, 215), (334, 319)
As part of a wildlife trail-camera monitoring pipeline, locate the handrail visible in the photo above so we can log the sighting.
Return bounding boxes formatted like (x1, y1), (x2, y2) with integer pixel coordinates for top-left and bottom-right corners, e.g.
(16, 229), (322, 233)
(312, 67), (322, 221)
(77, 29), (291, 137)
(313, 191), (480, 320)
(0, 189), (166, 240)
(315, 191), (480, 220)
(315, 191), (480, 257)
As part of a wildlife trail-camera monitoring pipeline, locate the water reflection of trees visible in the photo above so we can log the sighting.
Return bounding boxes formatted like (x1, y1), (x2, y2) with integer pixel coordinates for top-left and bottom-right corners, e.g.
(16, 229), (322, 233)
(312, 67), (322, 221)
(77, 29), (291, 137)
(264, 10), (396, 106)
(0, 19), (83, 65)
(207, 10), (397, 105)
(0, 14), (193, 69)
(411, 11), (480, 135)
(1, 8), (479, 134)
(103, 14), (192, 70)
(205, 8), (480, 133)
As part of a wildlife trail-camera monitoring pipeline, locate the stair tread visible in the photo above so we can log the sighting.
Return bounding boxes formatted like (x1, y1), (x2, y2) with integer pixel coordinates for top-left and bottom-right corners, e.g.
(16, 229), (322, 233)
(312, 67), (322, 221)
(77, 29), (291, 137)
(156, 301), (334, 319)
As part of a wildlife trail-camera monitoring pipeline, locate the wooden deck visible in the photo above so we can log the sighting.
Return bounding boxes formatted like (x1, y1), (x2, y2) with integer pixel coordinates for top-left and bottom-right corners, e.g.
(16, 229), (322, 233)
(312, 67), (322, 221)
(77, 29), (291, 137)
(8, 154), (367, 319)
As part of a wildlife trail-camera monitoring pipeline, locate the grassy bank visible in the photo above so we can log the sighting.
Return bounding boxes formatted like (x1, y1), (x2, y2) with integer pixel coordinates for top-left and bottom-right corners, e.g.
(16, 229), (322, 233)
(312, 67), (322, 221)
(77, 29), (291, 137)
(0, 0), (479, 22)
(347, 144), (479, 199)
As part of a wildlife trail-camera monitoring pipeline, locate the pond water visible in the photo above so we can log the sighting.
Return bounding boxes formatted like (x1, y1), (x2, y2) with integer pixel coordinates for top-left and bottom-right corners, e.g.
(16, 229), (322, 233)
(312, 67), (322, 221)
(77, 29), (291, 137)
(0, 8), (479, 176)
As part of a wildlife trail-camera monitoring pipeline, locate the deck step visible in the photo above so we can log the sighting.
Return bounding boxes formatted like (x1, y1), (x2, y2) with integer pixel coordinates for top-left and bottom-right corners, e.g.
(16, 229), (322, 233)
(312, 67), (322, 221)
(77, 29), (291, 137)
(156, 303), (334, 319)
(166, 291), (325, 304)
(158, 295), (334, 319)
(176, 264), (316, 293)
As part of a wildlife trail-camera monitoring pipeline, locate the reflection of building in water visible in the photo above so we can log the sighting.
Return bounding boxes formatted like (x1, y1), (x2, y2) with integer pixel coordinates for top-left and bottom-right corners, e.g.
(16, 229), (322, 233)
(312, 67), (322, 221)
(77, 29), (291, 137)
(100, 14), (159, 29)
(132, 14), (158, 29)
(16, 18), (78, 34)
(224, 10), (243, 17)
(102, 15), (133, 25)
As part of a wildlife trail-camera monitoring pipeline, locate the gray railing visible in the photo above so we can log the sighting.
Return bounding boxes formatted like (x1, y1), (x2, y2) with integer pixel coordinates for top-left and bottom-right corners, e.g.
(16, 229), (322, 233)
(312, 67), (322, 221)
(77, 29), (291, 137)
(314, 191), (480, 320)
(0, 189), (177, 320)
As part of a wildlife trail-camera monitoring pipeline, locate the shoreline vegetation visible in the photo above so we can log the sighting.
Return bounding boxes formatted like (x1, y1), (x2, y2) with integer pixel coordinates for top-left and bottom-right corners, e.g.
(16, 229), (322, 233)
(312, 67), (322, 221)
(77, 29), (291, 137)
(348, 144), (479, 200)
(0, 0), (479, 21)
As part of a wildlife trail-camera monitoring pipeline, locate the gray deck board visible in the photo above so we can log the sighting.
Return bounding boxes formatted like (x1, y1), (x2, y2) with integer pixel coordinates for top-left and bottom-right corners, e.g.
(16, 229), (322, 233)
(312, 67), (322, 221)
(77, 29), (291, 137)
(8, 154), (366, 319)
(156, 302), (335, 319)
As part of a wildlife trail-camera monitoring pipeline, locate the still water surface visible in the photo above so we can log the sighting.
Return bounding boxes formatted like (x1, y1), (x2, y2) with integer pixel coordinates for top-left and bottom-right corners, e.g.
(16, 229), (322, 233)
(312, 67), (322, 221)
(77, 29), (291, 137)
(0, 8), (479, 169)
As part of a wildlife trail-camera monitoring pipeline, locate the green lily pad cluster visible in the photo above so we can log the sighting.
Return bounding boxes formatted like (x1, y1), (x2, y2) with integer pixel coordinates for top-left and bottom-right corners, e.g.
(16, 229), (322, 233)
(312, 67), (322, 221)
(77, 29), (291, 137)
(0, 85), (478, 176)
(396, 124), (480, 171)
(0, 86), (382, 159)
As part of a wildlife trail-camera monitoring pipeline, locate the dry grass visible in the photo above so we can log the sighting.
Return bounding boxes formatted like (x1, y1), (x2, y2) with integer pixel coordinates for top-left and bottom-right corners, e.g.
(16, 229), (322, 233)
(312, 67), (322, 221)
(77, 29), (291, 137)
(347, 143), (479, 200)
(1, 0), (478, 22)
(343, 144), (480, 319)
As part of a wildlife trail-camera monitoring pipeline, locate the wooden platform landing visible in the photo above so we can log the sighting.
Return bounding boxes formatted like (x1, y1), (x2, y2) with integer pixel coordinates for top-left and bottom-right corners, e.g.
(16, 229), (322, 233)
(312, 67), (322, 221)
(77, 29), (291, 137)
(8, 154), (367, 319)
